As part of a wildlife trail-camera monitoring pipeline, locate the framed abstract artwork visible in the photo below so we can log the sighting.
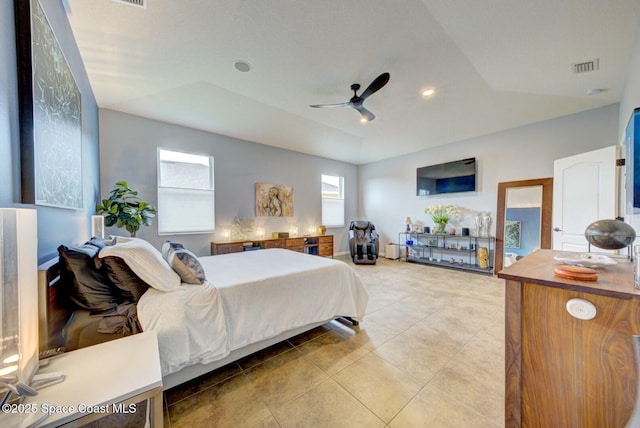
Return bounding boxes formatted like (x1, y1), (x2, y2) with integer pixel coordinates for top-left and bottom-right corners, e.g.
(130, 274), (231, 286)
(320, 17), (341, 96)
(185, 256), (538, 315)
(505, 220), (521, 249)
(256, 183), (294, 217)
(14, 0), (83, 209)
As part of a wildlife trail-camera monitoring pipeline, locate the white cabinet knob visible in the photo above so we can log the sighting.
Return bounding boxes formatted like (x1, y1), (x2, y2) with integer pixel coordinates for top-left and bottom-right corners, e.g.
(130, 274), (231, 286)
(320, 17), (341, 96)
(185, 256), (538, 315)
(566, 298), (597, 320)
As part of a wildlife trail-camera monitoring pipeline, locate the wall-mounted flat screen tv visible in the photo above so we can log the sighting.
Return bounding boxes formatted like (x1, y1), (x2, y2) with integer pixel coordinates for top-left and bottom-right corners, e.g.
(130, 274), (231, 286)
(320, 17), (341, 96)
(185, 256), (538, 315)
(626, 108), (640, 214)
(417, 158), (476, 196)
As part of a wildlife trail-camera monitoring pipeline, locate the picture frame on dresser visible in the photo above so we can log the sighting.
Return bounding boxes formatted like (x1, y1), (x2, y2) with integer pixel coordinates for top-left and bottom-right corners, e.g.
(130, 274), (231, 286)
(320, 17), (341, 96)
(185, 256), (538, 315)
(14, 0), (83, 209)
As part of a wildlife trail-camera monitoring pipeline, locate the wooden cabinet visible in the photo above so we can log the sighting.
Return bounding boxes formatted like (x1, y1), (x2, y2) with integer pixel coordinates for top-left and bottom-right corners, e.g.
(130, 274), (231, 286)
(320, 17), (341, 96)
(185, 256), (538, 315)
(211, 235), (333, 257)
(498, 249), (640, 427)
(319, 235), (333, 257)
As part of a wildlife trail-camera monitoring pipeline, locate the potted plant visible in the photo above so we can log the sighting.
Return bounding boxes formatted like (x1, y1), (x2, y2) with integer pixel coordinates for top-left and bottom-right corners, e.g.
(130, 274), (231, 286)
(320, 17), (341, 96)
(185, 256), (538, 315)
(95, 180), (157, 237)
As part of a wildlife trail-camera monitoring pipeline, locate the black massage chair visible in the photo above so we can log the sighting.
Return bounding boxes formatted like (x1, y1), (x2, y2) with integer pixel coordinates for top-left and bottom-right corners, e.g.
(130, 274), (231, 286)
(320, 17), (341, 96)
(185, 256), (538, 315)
(348, 221), (379, 265)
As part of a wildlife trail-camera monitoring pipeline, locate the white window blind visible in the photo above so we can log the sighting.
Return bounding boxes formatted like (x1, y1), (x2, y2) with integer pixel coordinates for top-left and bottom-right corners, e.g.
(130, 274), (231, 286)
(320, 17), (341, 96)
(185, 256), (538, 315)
(157, 149), (214, 234)
(321, 174), (344, 228)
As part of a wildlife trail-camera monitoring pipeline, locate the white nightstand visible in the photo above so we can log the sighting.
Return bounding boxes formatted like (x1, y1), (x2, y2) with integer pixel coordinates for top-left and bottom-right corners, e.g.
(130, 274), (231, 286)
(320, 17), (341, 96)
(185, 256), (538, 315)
(24, 331), (163, 427)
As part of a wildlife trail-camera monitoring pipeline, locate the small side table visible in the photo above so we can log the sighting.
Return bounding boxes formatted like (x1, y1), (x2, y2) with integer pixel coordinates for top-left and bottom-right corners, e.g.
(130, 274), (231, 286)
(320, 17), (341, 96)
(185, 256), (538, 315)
(24, 331), (163, 427)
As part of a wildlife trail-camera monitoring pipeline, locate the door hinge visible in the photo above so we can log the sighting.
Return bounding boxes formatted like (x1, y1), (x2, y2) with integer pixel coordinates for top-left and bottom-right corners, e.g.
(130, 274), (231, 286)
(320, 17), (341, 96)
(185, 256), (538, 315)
(617, 158), (626, 166)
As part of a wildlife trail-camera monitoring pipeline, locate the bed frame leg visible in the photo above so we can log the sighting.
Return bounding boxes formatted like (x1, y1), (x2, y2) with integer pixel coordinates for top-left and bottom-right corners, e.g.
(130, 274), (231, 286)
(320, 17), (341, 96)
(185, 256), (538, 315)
(341, 316), (359, 326)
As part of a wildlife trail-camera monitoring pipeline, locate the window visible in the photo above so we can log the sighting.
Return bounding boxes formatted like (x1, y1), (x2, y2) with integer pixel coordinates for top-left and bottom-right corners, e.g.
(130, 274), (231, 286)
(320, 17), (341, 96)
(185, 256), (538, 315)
(157, 148), (214, 234)
(321, 174), (344, 228)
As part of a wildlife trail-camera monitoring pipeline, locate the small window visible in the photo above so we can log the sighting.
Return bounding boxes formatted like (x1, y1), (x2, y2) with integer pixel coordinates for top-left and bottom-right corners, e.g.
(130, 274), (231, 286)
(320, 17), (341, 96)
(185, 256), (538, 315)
(157, 148), (214, 234)
(321, 174), (344, 228)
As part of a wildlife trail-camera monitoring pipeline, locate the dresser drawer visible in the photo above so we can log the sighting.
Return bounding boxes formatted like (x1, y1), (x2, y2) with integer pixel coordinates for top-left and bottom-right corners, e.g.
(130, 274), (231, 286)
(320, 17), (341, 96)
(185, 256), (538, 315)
(286, 238), (305, 248)
(263, 239), (286, 249)
(319, 244), (333, 256)
(211, 242), (244, 255)
(319, 236), (333, 245)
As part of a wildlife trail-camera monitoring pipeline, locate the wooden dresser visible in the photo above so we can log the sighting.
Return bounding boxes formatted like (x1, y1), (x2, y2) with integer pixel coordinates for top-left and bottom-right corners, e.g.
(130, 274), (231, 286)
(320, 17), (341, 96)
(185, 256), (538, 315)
(498, 249), (640, 427)
(211, 235), (333, 257)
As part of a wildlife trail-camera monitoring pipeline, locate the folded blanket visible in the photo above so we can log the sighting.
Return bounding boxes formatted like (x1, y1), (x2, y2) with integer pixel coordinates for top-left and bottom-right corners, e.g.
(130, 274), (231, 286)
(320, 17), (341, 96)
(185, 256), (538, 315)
(97, 302), (142, 335)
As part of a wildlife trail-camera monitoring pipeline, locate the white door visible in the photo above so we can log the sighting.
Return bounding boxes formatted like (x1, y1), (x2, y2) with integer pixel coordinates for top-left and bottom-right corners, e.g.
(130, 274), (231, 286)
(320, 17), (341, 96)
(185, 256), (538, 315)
(552, 146), (617, 252)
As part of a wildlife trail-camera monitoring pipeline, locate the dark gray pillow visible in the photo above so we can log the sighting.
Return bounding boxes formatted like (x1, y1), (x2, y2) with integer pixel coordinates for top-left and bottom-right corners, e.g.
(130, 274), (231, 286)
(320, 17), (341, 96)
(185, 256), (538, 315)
(58, 244), (121, 311)
(100, 256), (151, 303)
(162, 241), (206, 285)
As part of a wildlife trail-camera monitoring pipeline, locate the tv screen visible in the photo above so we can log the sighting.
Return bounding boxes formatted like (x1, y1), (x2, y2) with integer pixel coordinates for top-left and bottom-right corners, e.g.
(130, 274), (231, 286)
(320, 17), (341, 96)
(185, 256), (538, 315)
(417, 158), (476, 196)
(626, 108), (640, 214)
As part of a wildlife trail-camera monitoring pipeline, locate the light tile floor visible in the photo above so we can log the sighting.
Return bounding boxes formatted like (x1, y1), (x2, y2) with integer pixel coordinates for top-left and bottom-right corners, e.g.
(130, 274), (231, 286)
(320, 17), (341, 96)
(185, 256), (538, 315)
(163, 256), (506, 428)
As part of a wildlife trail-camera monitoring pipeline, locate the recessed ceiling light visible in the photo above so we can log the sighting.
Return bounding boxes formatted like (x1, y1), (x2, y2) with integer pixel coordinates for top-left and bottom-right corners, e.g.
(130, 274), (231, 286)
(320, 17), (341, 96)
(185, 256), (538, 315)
(422, 88), (435, 97)
(233, 60), (251, 73)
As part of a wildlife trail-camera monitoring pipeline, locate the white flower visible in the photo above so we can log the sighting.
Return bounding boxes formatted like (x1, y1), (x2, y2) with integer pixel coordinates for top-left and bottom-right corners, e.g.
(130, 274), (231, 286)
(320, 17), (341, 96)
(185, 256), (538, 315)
(424, 204), (460, 224)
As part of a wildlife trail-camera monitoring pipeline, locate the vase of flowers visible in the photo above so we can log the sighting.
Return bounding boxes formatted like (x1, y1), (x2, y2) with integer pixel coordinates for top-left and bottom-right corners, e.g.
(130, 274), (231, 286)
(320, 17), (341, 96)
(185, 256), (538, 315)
(424, 204), (460, 234)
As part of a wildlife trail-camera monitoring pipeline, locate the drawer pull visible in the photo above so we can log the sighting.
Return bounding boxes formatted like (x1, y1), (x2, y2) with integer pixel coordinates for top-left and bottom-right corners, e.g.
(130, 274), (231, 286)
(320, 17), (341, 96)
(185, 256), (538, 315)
(566, 298), (597, 320)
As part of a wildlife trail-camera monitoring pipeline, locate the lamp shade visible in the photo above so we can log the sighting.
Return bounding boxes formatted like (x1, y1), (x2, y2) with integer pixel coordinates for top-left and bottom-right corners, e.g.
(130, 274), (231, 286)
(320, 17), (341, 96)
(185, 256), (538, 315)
(91, 215), (105, 238)
(0, 209), (38, 395)
(405, 217), (412, 225)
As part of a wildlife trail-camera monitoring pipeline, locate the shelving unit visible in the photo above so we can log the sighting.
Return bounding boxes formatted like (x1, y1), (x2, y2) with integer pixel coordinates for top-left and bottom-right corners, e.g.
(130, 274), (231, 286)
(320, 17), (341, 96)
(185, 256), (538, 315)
(399, 232), (495, 275)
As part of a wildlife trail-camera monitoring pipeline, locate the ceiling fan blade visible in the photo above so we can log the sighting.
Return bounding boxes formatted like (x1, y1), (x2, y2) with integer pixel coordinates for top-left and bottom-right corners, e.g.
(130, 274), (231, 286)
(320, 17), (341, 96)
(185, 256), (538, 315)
(354, 105), (375, 121)
(309, 102), (353, 108)
(359, 72), (390, 100)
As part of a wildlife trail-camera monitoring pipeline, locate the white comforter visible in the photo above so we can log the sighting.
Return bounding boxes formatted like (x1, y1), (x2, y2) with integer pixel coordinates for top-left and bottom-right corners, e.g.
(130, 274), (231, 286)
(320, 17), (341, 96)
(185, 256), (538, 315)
(137, 249), (368, 376)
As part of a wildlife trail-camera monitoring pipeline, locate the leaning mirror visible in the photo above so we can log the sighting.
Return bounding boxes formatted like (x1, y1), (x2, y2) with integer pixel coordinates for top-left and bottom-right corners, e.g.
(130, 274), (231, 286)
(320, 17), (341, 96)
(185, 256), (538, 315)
(495, 178), (553, 272)
(503, 186), (542, 267)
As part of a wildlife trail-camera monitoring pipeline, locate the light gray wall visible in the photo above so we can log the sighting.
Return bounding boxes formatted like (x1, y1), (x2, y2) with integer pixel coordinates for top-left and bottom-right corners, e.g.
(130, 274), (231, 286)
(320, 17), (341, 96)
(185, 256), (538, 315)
(359, 104), (619, 249)
(620, 26), (640, 141)
(0, 1), (99, 263)
(98, 109), (358, 256)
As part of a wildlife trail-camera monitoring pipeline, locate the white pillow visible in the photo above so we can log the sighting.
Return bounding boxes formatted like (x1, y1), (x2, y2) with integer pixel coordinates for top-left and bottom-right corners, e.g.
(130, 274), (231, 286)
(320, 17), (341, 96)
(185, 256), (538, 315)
(99, 238), (181, 292)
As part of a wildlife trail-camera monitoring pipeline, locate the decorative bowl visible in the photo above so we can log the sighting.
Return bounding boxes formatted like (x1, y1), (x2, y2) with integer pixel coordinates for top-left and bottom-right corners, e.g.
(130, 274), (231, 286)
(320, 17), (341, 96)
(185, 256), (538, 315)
(553, 253), (617, 268)
(584, 219), (636, 250)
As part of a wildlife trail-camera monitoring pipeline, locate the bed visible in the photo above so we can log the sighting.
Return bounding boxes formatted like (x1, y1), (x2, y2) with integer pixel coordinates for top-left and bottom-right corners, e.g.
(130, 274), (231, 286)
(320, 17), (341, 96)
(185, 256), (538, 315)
(38, 239), (368, 390)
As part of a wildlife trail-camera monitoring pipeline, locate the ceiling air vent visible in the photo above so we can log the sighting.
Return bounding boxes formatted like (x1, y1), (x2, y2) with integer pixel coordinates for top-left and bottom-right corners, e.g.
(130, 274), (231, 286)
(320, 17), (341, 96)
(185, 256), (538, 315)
(113, 0), (146, 8)
(572, 59), (599, 74)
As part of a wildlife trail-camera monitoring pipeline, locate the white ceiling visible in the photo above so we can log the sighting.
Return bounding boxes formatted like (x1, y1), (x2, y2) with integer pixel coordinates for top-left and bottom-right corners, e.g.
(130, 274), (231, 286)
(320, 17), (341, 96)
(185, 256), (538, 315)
(65, 0), (640, 165)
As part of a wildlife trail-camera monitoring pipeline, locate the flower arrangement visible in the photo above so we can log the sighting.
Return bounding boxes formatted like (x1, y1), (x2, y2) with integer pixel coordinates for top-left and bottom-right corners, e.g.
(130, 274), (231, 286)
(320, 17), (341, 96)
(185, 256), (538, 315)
(424, 204), (460, 233)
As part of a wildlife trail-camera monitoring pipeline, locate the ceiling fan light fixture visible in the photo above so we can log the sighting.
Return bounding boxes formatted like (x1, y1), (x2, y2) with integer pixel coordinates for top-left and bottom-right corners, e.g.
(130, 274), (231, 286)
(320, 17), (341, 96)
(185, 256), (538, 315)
(310, 72), (390, 122)
(233, 60), (251, 73)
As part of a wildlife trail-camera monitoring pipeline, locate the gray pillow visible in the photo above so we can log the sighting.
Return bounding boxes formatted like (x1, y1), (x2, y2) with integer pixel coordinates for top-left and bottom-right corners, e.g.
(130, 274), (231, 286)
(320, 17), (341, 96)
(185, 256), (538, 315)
(161, 242), (206, 285)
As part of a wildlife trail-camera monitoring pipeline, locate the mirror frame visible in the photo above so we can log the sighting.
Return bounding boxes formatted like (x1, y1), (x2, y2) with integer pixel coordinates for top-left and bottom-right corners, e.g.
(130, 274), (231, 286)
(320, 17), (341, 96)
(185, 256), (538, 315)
(495, 178), (553, 273)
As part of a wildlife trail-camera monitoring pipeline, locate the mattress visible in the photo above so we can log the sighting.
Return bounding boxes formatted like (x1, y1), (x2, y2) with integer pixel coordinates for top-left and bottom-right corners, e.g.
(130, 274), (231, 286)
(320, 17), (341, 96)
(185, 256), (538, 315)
(137, 249), (368, 376)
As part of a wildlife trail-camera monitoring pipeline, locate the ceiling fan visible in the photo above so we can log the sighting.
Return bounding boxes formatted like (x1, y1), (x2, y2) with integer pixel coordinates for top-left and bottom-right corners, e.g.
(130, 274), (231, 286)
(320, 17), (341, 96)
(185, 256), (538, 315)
(310, 72), (390, 122)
